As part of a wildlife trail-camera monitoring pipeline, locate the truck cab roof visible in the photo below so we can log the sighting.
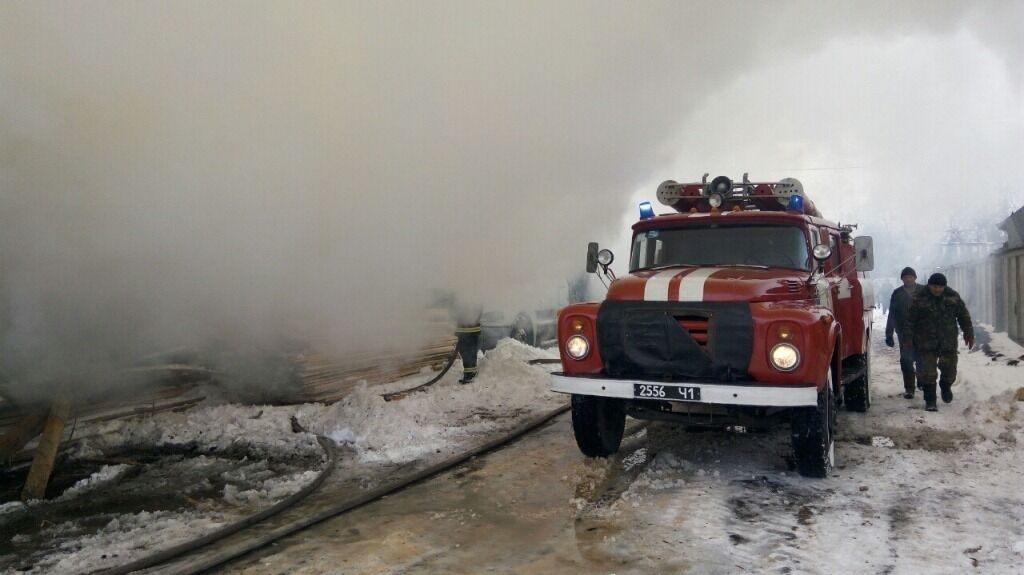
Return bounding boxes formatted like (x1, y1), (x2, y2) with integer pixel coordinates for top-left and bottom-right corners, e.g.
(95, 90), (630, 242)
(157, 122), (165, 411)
(632, 210), (839, 233)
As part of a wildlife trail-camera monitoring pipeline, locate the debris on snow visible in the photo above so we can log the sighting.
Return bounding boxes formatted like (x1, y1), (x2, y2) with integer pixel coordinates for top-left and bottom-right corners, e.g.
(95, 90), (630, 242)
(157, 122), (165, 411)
(870, 436), (895, 448)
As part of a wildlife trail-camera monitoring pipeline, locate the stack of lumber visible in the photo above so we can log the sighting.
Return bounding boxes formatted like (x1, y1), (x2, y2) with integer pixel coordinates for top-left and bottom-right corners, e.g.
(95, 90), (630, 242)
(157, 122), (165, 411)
(286, 336), (457, 404)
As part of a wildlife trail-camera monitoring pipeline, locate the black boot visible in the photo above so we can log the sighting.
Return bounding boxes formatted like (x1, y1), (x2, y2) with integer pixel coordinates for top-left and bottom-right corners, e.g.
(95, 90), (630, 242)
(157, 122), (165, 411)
(940, 383), (953, 404)
(459, 370), (477, 384)
(923, 385), (938, 411)
(902, 372), (915, 399)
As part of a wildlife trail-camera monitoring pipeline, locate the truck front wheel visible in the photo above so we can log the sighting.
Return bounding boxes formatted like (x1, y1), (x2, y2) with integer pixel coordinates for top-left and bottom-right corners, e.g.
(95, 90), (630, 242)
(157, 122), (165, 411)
(571, 395), (625, 457)
(790, 372), (836, 478)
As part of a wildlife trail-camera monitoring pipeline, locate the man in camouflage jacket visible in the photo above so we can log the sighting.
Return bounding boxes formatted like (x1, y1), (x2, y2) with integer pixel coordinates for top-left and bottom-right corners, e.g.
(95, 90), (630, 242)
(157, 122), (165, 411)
(902, 273), (974, 412)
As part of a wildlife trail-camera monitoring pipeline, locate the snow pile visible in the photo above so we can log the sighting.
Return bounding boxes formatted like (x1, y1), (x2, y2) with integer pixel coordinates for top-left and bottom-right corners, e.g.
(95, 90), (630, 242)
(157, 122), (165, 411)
(56, 464), (131, 501)
(78, 339), (558, 467)
(298, 338), (560, 464)
(80, 403), (323, 462)
(956, 327), (1024, 440)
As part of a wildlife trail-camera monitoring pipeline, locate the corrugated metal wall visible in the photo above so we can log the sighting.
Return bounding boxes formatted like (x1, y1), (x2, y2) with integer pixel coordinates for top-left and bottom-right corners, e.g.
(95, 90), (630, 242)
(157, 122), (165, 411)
(1004, 248), (1024, 343)
(943, 247), (1024, 343)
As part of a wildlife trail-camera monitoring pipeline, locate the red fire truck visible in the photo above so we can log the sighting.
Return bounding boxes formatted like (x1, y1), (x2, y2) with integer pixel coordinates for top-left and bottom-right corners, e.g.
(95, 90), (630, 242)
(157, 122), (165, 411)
(551, 175), (874, 477)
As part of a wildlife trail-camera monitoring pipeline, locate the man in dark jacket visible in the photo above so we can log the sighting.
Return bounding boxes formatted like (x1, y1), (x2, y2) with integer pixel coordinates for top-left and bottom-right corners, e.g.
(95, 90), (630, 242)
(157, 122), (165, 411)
(903, 273), (974, 412)
(885, 267), (925, 398)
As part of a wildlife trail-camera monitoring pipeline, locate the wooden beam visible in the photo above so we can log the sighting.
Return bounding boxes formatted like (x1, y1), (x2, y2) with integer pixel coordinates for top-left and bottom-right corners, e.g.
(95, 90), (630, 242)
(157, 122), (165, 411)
(0, 411), (48, 465)
(21, 397), (72, 501)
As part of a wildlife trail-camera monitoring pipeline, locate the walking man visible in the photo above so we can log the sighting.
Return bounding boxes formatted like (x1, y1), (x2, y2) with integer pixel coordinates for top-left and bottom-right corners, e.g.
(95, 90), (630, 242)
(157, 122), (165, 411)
(903, 273), (974, 412)
(885, 267), (924, 398)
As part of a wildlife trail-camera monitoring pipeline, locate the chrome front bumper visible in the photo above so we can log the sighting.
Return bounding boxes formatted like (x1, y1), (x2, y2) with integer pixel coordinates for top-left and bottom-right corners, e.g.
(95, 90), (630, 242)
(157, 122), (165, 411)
(551, 373), (818, 407)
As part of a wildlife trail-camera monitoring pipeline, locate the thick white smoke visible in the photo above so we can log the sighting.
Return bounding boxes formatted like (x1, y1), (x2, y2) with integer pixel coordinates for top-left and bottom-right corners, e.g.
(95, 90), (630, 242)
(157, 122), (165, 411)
(1, 1), (1020, 401)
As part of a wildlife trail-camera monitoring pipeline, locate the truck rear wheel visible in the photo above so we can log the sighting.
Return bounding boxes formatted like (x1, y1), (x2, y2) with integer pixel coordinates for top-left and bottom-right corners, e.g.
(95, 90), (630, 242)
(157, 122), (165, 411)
(571, 395), (625, 457)
(791, 371), (836, 478)
(844, 351), (871, 412)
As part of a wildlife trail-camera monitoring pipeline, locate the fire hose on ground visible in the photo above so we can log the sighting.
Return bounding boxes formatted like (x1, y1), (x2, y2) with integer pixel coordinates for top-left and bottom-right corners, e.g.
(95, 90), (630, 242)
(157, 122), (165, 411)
(96, 402), (569, 575)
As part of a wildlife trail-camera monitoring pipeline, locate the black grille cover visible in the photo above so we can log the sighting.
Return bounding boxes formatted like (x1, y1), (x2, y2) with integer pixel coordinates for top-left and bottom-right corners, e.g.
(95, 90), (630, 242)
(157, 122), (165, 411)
(597, 300), (753, 381)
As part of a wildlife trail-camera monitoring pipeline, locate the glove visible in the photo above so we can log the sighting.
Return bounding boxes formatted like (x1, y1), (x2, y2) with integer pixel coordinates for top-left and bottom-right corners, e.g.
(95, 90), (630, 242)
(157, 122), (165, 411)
(965, 334), (975, 349)
(885, 335), (894, 347)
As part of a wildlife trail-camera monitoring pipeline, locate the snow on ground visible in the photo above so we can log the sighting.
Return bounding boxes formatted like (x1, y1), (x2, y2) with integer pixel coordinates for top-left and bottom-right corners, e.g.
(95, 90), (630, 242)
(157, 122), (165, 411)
(79, 403), (325, 462)
(197, 323), (1024, 575)
(40, 510), (227, 574)
(297, 339), (562, 464)
(564, 319), (1024, 574)
(1, 339), (561, 574)
(54, 464), (131, 502)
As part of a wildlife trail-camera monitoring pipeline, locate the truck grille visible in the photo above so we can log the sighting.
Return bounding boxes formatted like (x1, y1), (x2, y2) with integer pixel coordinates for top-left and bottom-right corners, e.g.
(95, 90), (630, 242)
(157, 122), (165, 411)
(597, 301), (752, 381)
(677, 316), (709, 347)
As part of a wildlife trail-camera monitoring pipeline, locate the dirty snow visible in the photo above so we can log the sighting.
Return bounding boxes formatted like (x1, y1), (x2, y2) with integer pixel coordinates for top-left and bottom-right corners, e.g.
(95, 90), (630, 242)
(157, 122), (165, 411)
(563, 319), (1024, 574)
(297, 339), (562, 463)
(40, 510), (227, 574)
(2, 338), (561, 574)
(222, 468), (321, 506)
(55, 464), (131, 501)
(79, 403), (324, 462)
(228, 322), (1024, 575)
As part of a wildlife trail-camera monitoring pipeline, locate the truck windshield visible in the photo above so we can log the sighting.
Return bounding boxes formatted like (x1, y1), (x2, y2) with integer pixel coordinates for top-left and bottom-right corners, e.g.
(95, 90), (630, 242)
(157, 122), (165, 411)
(630, 225), (811, 272)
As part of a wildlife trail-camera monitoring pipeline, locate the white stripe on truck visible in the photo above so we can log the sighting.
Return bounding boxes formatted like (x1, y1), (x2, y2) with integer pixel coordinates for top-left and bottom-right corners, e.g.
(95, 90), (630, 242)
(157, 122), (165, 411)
(676, 267), (717, 301)
(643, 269), (681, 301)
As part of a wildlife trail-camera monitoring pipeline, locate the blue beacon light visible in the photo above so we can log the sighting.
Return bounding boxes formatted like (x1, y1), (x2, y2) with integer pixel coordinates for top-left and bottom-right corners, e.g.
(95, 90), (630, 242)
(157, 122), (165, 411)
(639, 201), (655, 219)
(786, 195), (804, 213)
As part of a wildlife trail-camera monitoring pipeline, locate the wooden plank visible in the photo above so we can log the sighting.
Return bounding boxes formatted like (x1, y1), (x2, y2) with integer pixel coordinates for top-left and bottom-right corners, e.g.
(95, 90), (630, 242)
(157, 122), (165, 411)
(80, 397), (207, 425)
(21, 397), (72, 500)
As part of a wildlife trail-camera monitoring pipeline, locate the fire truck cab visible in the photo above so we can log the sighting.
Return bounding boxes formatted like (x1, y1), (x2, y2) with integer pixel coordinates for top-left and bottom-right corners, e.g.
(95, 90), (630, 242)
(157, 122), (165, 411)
(551, 175), (874, 477)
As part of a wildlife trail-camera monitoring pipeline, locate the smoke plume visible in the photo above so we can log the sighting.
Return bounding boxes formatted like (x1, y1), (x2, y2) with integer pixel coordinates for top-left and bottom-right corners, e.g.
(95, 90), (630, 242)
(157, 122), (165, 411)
(1, 1), (1021, 401)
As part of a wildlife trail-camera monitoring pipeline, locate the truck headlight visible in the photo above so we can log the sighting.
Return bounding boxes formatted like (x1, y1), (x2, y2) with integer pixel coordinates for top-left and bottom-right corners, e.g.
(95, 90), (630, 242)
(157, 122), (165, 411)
(770, 343), (800, 372)
(565, 335), (590, 360)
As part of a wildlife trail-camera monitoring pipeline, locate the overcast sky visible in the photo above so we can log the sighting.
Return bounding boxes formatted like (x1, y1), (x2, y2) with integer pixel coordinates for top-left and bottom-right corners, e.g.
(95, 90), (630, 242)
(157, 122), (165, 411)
(2, 1), (1022, 399)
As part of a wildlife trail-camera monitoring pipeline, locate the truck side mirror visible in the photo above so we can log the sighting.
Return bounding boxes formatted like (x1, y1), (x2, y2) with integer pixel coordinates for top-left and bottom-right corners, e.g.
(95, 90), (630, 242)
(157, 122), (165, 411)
(854, 236), (874, 272)
(586, 242), (599, 273)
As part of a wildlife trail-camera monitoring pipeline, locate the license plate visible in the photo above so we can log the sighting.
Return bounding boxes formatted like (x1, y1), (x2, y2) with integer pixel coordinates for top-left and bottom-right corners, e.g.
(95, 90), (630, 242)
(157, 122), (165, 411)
(633, 383), (701, 401)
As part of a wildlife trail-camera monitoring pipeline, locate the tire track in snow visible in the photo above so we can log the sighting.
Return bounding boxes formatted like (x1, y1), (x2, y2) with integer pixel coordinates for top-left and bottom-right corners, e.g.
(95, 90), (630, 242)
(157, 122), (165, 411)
(724, 477), (820, 574)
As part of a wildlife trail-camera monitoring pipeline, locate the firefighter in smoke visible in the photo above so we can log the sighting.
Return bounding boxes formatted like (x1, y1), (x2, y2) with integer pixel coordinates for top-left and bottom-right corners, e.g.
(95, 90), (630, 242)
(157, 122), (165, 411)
(454, 303), (483, 384)
(902, 273), (974, 412)
(885, 267), (925, 398)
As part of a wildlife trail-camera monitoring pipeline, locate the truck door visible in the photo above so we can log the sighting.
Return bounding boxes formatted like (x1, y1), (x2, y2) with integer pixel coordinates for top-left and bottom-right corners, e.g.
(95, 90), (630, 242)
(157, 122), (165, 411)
(832, 234), (865, 358)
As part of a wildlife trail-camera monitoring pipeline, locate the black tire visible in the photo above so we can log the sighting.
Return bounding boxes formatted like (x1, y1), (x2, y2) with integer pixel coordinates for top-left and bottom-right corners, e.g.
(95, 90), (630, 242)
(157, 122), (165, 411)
(845, 350), (871, 413)
(571, 394), (626, 457)
(791, 370), (836, 478)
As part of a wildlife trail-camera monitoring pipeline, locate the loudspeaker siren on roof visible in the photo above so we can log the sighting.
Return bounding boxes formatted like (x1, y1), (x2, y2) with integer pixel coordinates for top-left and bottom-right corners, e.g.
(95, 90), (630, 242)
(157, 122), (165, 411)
(652, 174), (821, 218)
